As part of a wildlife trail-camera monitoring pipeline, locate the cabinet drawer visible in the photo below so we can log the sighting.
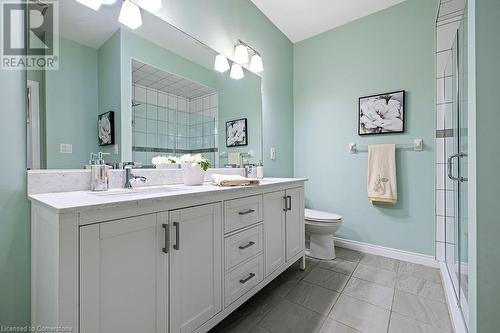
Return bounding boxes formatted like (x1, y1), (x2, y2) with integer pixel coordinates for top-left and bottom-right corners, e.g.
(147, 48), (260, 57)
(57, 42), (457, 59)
(225, 255), (264, 307)
(225, 225), (263, 270)
(224, 195), (263, 233)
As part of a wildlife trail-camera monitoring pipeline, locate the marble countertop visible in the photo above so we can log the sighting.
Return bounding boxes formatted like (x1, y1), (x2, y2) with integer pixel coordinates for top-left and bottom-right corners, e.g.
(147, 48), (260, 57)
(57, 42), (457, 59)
(28, 178), (307, 213)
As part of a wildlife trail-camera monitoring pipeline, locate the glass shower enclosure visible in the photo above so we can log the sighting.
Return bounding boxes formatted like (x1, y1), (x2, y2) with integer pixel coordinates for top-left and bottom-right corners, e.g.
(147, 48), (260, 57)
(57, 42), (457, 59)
(443, 13), (469, 328)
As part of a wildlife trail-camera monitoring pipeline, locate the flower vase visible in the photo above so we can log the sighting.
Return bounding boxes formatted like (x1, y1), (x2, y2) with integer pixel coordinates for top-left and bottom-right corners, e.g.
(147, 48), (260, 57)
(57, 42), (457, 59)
(181, 162), (205, 186)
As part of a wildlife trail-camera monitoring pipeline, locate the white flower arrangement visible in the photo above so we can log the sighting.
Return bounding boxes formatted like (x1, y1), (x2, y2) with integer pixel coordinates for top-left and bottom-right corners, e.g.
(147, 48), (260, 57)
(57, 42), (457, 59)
(177, 154), (210, 171)
(152, 154), (210, 171)
(151, 155), (178, 168)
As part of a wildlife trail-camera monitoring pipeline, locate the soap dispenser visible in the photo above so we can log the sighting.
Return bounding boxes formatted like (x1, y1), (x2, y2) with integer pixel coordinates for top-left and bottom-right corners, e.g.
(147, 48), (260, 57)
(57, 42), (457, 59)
(256, 160), (264, 179)
(90, 152), (110, 191)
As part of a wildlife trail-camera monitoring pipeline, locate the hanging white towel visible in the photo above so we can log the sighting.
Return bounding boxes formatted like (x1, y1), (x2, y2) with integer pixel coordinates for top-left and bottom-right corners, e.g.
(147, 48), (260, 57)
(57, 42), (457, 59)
(367, 144), (397, 204)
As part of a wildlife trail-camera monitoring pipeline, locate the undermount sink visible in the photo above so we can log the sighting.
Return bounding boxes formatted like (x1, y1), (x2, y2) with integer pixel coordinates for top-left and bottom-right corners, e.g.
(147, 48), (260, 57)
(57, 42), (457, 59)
(92, 186), (185, 197)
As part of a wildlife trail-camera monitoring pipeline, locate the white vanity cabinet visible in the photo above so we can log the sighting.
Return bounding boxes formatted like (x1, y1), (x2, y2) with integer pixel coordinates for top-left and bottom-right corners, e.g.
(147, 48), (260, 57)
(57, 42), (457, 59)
(30, 178), (305, 333)
(284, 187), (305, 261)
(169, 203), (222, 333)
(263, 188), (305, 276)
(79, 213), (169, 333)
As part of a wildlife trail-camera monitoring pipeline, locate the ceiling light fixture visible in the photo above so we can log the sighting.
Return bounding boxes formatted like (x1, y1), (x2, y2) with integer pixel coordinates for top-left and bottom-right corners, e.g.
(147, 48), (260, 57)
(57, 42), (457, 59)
(137, 0), (162, 13)
(214, 54), (230, 73)
(230, 63), (244, 80)
(119, 0), (142, 30)
(234, 44), (249, 65)
(249, 53), (264, 73)
(76, 0), (103, 11)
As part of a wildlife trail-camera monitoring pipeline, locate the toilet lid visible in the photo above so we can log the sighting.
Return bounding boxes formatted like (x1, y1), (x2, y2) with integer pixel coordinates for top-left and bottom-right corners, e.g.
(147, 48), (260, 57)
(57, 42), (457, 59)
(305, 209), (342, 222)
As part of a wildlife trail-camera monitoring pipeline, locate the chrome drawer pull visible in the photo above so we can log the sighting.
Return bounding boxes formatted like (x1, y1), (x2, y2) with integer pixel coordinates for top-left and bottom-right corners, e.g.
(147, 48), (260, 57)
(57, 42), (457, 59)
(173, 222), (180, 250)
(238, 209), (255, 215)
(238, 241), (255, 250)
(162, 224), (169, 254)
(239, 273), (256, 284)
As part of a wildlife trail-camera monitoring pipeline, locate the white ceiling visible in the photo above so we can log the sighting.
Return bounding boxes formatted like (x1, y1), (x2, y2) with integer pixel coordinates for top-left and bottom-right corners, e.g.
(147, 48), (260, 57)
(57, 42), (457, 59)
(250, 0), (407, 43)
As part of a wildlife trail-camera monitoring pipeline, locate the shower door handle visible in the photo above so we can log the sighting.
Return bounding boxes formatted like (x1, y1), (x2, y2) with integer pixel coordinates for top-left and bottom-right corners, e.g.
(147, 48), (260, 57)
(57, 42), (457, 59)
(447, 152), (468, 182)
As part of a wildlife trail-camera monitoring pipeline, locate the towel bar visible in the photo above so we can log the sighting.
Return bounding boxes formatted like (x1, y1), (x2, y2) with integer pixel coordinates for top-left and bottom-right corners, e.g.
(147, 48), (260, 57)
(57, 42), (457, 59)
(348, 139), (424, 154)
(220, 150), (254, 158)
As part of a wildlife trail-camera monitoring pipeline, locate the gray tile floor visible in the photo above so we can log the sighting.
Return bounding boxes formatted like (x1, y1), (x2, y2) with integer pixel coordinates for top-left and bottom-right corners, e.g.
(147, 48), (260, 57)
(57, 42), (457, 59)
(210, 247), (453, 333)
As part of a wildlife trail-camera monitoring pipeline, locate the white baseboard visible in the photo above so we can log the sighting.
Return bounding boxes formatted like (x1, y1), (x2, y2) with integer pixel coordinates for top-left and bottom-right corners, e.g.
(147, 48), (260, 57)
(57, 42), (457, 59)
(333, 237), (439, 268)
(439, 263), (468, 333)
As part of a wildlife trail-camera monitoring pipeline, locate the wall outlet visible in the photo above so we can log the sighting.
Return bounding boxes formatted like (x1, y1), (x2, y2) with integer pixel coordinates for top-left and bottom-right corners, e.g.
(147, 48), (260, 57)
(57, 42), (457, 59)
(270, 147), (276, 160)
(59, 143), (72, 154)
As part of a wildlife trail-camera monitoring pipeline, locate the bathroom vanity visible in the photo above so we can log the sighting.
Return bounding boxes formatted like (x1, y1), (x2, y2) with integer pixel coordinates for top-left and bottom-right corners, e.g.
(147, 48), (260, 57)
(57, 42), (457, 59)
(29, 178), (306, 333)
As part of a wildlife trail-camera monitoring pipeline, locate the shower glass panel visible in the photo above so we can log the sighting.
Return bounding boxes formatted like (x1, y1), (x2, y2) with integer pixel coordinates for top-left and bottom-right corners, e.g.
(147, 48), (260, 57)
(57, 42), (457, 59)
(457, 14), (469, 323)
(443, 14), (469, 328)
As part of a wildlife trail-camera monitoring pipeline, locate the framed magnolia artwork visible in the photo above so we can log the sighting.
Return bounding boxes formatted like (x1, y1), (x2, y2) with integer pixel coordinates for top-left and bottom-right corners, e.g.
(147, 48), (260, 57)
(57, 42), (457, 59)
(226, 118), (248, 147)
(98, 111), (115, 146)
(358, 90), (405, 135)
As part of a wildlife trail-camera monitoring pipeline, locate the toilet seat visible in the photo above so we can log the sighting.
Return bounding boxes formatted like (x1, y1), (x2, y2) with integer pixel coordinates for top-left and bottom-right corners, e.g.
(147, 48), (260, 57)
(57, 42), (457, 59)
(305, 220), (341, 227)
(305, 208), (342, 223)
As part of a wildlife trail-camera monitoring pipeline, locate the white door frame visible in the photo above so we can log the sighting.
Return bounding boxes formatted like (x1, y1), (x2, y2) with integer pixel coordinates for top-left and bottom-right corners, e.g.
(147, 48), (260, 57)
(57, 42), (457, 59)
(27, 80), (41, 169)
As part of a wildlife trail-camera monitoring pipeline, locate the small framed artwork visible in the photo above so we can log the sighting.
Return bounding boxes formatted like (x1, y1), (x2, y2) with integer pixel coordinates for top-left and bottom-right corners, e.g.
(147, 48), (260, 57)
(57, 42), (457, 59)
(98, 111), (115, 146)
(226, 118), (248, 147)
(358, 90), (405, 135)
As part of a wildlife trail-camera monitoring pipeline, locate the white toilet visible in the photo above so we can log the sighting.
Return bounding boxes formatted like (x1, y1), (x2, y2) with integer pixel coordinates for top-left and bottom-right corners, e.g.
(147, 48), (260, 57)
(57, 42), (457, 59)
(305, 208), (343, 260)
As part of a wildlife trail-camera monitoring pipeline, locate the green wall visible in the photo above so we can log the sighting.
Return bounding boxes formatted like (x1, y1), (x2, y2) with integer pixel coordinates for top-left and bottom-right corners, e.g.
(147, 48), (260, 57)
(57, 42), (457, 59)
(45, 37), (99, 168)
(293, 0), (437, 255)
(0, 0), (30, 325)
(469, 0), (500, 331)
(0, 0), (293, 325)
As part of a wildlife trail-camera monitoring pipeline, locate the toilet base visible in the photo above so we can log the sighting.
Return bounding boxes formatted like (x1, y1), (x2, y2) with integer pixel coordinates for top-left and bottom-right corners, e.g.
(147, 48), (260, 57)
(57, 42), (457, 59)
(306, 234), (336, 260)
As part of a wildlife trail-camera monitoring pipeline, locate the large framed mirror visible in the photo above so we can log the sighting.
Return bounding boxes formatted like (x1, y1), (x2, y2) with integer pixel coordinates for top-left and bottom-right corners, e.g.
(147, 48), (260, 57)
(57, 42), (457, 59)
(26, 0), (263, 170)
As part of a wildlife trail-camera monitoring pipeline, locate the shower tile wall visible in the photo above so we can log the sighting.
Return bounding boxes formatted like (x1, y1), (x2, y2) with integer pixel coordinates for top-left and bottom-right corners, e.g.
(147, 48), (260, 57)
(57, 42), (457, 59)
(132, 84), (218, 166)
(435, 0), (465, 262)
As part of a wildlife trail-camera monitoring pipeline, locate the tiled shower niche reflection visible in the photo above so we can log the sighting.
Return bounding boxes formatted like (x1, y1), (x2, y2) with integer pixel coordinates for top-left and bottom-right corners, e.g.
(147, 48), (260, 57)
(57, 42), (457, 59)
(131, 59), (218, 167)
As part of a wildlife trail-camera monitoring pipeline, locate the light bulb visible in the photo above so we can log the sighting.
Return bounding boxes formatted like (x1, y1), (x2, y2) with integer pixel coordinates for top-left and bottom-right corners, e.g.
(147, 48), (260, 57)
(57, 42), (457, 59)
(249, 53), (264, 73)
(119, 0), (142, 30)
(230, 63), (244, 80)
(76, 0), (103, 11)
(214, 54), (230, 73)
(137, 0), (162, 13)
(234, 44), (249, 64)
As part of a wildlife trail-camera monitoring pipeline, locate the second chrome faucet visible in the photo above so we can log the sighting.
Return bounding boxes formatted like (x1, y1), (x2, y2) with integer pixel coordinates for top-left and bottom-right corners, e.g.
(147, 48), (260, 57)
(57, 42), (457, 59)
(124, 166), (147, 188)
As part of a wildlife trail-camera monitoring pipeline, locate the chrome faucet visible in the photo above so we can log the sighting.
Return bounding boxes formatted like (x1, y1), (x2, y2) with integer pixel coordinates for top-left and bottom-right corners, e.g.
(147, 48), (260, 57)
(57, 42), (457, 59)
(125, 166), (147, 188)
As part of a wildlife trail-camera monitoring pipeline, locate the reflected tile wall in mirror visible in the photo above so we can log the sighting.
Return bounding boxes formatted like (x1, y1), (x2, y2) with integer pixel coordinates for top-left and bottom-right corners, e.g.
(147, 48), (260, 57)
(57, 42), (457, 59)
(131, 60), (219, 167)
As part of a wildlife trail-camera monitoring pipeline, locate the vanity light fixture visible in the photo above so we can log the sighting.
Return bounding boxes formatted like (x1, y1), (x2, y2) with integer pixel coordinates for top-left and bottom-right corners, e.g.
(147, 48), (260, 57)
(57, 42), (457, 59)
(137, 0), (162, 13)
(234, 44), (249, 65)
(76, 0), (103, 11)
(214, 54), (230, 73)
(119, 0), (143, 30)
(233, 40), (264, 74)
(249, 53), (264, 73)
(230, 63), (244, 80)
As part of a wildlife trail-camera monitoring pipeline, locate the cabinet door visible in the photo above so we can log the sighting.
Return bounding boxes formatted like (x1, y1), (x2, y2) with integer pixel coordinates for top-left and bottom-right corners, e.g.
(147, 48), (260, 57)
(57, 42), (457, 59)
(79, 213), (168, 333)
(169, 203), (222, 333)
(263, 191), (286, 276)
(285, 187), (305, 261)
